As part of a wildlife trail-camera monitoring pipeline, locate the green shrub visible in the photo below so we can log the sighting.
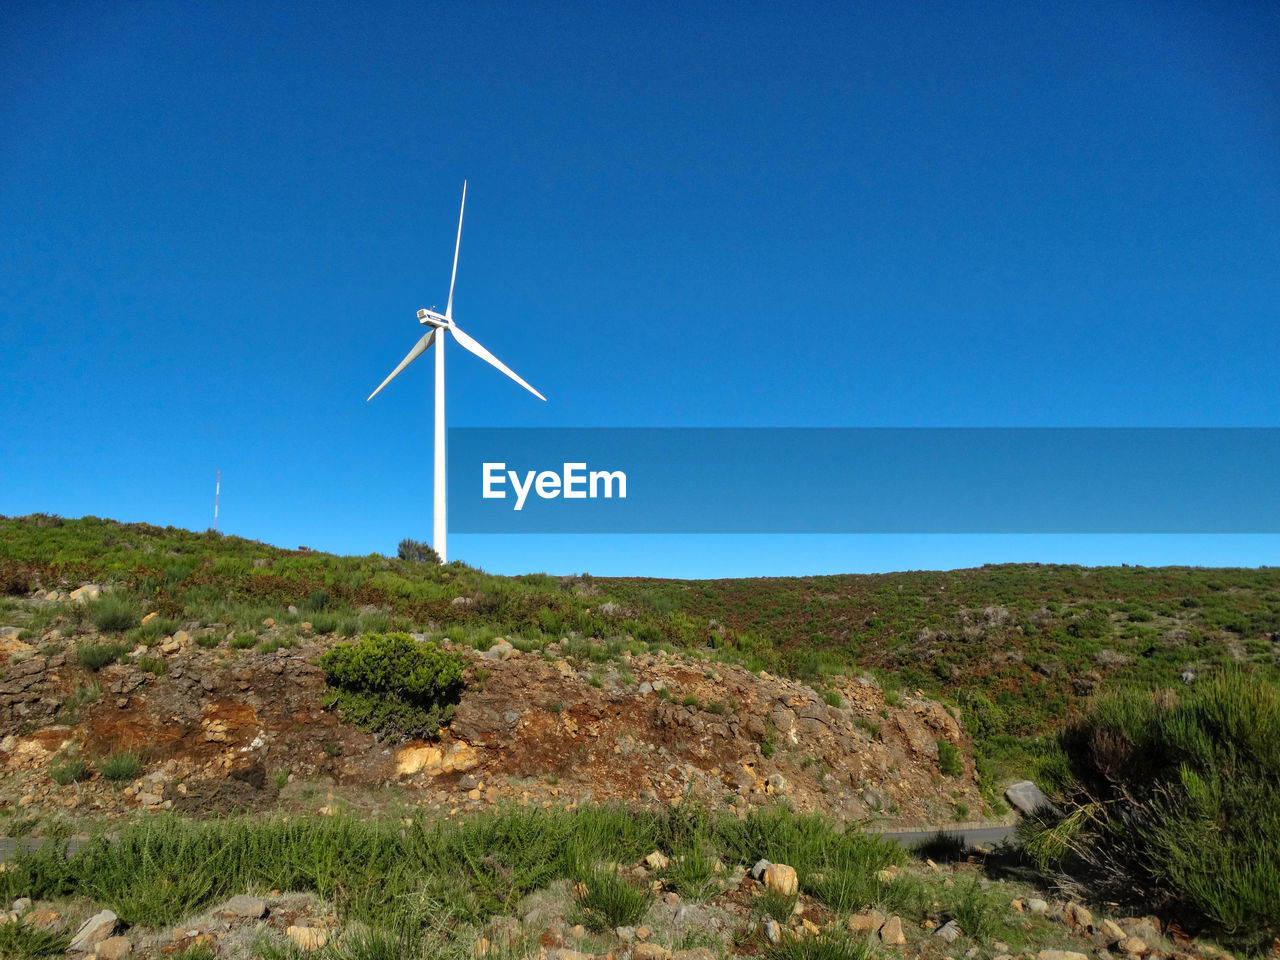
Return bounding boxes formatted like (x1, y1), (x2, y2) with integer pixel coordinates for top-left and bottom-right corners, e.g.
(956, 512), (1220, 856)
(86, 592), (140, 633)
(229, 634), (256, 650)
(50, 752), (90, 785)
(1030, 669), (1280, 951)
(137, 657), (165, 675)
(195, 634), (221, 649)
(397, 539), (441, 565)
(318, 632), (465, 741)
(100, 750), (143, 783)
(936, 740), (963, 777)
(571, 866), (653, 932)
(77, 641), (129, 672)
(766, 930), (873, 960)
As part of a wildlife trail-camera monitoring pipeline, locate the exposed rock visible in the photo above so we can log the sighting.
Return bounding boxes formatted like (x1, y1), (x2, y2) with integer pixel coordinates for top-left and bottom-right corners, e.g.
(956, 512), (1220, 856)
(96, 936), (133, 959)
(1005, 781), (1060, 817)
(1118, 937), (1148, 955)
(68, 908), (117, 951)
(223, 894), (267, 918)
(396, 741), (480, 777)
(1063, 902), (1093, 929)
(879, 916), (907, 945)
(750, 858), (771, 880)
(645, 850), (670, 870)
(1027, 899), (1049, 915)
(1037, 952), (1089, 960)
(762, 863), (798, 896)
(1099, 920), (1126, 944)
(286, 925), (328, 950)
(936, 920), (962, 942)
(70, 584), (102, 603)
(635, 943), (672, 960)
(848, 909), (885, 934)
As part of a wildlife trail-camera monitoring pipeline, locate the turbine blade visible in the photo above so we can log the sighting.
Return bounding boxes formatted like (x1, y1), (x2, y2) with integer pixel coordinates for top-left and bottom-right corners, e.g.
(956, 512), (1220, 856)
(445, 180), (466, 320)
(449, 324), (546, 401)
(366, 330), (435, 401)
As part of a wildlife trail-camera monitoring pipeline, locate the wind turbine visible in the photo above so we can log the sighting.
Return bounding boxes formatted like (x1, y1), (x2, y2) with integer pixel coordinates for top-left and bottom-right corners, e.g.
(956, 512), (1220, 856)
(366, 182), (546, 563)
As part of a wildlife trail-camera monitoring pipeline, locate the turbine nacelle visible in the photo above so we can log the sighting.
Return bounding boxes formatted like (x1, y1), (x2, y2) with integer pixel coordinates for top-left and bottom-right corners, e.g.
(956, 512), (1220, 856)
(417, 308), (449, 328)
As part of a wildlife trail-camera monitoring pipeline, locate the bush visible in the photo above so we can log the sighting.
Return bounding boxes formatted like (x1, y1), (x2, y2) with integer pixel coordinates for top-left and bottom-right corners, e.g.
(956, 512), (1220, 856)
(50, 751), (90, 785)
(77, 641), (129, 672)
(397, 539), (441, 565)
(936, 739), (963, 777)
(1029, 669), (1280, 951)
(86, 592), (139, 633)
(571, 866), (653, 932)
(318, 632), (465, 741)
(100, 750), (143, 783)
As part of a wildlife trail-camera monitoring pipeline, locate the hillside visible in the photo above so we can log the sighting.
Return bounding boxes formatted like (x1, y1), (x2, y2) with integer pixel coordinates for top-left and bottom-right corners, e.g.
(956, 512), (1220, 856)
(2, 515), (1278, 958)
(3, 514), (1278, 798)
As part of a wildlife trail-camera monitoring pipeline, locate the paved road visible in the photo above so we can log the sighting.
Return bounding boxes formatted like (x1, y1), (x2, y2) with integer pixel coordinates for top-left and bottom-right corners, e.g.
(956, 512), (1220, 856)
(0, 836), (94, 861)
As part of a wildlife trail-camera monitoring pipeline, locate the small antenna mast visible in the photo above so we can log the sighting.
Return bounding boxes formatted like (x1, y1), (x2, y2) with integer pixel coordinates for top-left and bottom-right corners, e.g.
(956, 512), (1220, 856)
(214, 469), (221, 531)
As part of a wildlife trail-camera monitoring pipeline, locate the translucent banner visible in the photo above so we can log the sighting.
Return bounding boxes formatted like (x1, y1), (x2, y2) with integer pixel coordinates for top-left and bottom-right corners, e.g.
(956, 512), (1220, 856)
(447, 428), (1280, 533)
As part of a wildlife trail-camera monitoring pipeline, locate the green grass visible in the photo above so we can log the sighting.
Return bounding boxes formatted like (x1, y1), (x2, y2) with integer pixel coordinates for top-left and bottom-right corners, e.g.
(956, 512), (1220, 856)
(49, 751), (90, 785)
(84, 591), (140, 632)
(936, 740), (963, 777)
(571, 865), (653, 932)
(99, 749), (143, 783)
(76, 640), (129, 671)
(230, 633), (257, 650)
(59, 681), (101, 721)
(766, 930), (875, 960)
(0, 918), (72, 958)
(0, 804), (899, 934)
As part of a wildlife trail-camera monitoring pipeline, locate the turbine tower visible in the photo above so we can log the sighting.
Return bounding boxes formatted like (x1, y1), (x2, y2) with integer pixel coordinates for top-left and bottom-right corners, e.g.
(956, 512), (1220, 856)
(367, 182), (546, 563)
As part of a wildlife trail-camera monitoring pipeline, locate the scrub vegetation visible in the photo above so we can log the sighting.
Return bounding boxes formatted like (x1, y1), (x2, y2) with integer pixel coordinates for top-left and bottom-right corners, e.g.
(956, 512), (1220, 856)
(2, 514), (1279, 952)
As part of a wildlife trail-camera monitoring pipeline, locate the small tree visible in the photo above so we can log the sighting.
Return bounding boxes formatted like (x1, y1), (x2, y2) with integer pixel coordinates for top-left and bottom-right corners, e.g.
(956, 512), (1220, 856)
(397, 538), (441, 565)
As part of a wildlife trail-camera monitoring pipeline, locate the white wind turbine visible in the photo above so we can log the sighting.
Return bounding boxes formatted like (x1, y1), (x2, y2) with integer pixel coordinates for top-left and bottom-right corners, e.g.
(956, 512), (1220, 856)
(366, 182), (546, 563)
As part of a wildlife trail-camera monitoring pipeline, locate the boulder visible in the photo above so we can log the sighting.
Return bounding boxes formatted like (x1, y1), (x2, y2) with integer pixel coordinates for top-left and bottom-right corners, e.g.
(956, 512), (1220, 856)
(762, 863), (798, 896)
(396, 741), (479, 777)
(879, 916), (906, 945)
(286, 926), (328, 951)
(936, 920), (962, 943)
(847, 909), (885, 934)
(1005, 781), (1061, 817)
(224, 894), (267, 918)
(70, 585), (101, 603)
(96, 936), (133, 959)
(68, 908), (117, 951)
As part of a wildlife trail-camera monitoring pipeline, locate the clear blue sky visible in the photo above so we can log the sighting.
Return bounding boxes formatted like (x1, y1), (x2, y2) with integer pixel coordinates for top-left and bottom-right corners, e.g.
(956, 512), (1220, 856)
(3, 1), (1278, 576)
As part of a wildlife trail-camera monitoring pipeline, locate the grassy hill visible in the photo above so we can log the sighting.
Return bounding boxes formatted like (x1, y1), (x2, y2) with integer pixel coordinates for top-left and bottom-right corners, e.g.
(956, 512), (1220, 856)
(3, 513), (1279, 798)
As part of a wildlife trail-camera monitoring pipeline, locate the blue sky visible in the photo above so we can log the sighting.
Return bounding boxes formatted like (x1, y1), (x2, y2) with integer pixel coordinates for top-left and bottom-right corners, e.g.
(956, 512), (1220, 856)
(3, 1), (1278, 576)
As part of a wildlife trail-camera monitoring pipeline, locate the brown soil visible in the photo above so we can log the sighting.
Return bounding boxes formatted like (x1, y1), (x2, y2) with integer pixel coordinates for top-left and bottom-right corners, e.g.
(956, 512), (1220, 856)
(1, 621), (987, 826)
